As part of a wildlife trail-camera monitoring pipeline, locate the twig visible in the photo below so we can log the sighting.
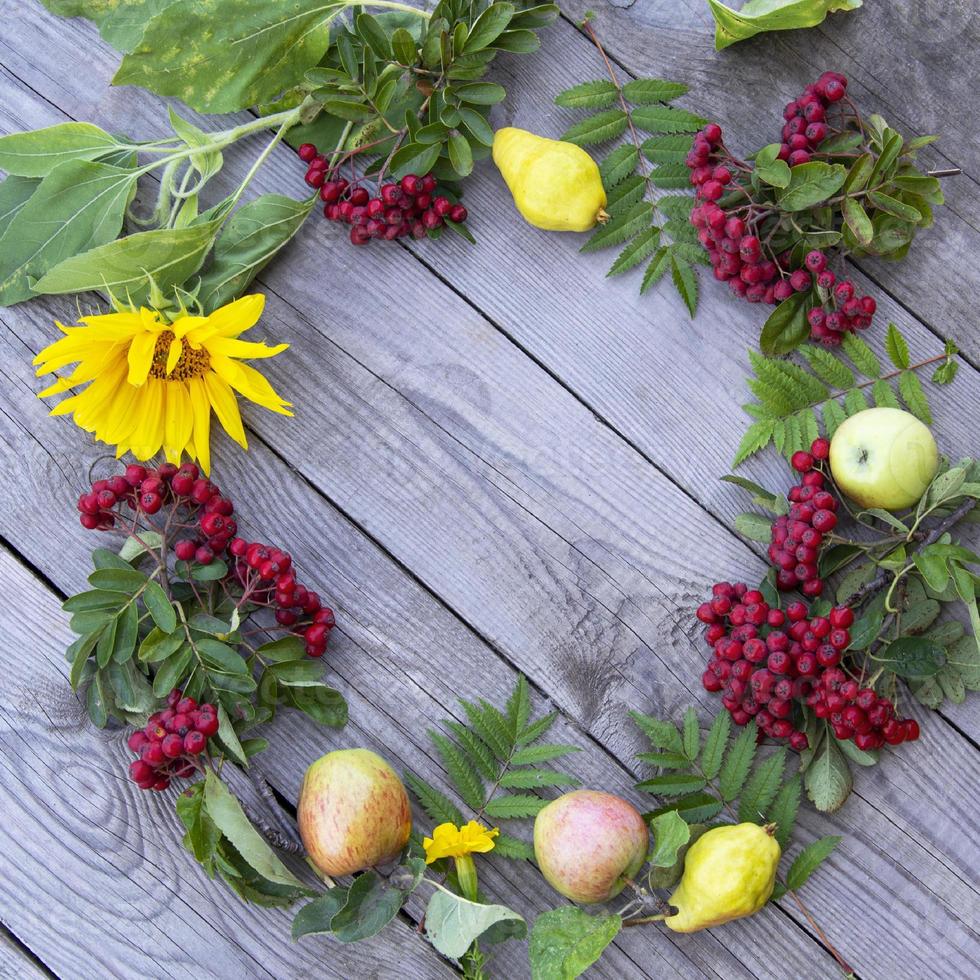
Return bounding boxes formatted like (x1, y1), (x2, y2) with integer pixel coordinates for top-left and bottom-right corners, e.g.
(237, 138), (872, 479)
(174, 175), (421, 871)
(928, 168), (960, 178)
(248, 766), (305, 851)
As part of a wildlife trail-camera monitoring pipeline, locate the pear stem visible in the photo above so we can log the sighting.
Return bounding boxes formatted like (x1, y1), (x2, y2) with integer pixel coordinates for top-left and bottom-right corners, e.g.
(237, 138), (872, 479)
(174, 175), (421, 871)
(622, 913), (669, 927)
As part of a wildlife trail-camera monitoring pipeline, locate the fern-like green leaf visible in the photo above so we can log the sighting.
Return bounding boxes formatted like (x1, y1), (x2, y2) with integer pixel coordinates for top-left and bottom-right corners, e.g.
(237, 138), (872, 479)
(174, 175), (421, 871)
(516, 709), (558, 746)
(498, 769), (580, 789)
(640, 246), (671, 294)
(822, 399), (847, 436)
(842, 333), (882, 377)
(699, 712), (730, 780)
(872, 378), (899, 408)
(641, 134), (695, 164)
(506, 674), (531, 737)
(656, 195), (695, 222)
(636, 773), (707, 796)
(796, 408), (820, 450)
(460, 699), (511, 760)
(479, 699), (516, 753)
(604, 174), (646, 215)
(431, 731), (484, 811)
(843, 386), (869, 415)
(445, 720), (497, 781)
(718, 721), (758, 802)
(650, 164), (690, 189)
(554, 79), (619, 109)
(510, 742), (579, 765)
(670, 251), (698, 316)
(737, 748), (787, 823)
(748, 377), (805, 417)
(630, 105), (707, 133)
(682, 707), (700, 761)
(637, 750), (695, 769)
(669, 242), (710, 265)
(661, 219), (699, 245)
(404, 772), (465, 825)
(607, 227), (661, 277)
(482, 794), (548, 819)
(782, 413), (804, 456)
(561, 109), (628, 146)
(630, 710), (684, 754)
(732, 419), (776, 466)
(797, 346), (856, 388)
(491, 833), (535, 860)
(884, 322), (910, 369)
(622, 78), (689, 103)
(748, 351), (827, 412)
(581, 201), (653, 253)
(599, 145), (639, 188)
(898, 370), (933, 423)
(785, 835), (842, 890)
(767, 775), (801, 849)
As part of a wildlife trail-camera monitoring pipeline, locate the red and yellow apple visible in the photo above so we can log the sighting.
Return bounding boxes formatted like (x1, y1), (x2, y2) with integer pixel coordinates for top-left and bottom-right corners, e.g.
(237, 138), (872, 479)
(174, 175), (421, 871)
(297, 748), (411, 876)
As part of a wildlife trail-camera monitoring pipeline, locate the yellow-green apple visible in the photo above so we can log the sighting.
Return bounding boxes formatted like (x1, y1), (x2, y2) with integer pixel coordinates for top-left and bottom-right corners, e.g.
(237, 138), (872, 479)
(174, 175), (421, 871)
(829, 407), (938, 510)
(534, 790), (649, 903)
(297, 748), (411, 876)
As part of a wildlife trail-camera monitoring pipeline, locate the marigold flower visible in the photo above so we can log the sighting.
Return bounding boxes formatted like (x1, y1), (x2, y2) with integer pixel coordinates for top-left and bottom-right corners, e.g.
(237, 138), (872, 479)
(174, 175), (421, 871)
(33, 294), (290, 475)
(422, 820), (500, 865)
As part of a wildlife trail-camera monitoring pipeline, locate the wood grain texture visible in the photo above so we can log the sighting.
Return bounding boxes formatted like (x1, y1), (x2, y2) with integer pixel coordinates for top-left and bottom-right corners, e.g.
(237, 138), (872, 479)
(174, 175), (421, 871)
(0, 1), (978, 978)
(0, 929), (49, 980)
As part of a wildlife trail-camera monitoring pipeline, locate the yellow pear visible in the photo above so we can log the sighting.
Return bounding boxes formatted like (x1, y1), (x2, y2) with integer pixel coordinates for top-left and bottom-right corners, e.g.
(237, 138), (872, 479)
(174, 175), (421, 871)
(492, 127), (607, 232)
(665, 823), (780, 932)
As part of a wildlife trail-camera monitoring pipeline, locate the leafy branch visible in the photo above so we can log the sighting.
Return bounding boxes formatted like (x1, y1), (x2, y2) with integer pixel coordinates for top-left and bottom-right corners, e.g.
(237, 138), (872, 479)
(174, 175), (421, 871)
(734, 324), (960, 466)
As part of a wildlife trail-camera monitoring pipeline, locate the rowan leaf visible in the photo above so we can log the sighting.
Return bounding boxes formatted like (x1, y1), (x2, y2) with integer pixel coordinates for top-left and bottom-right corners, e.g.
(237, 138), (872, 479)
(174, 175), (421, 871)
(555, 79), (619, 109)
(767, 776), (801, 849)
(699, 710), (731, 779)
(670, 251), (698, 316)
(431, 732), (484, 811)
(607, 227), (661, 277)
(561, 109), (628, 146)
(884, 322), (910, 369)
(718, 721), (758, 802)
(682, 707), (700, 760)
(732, 419), (776, 466)
(842, 332), (881, 377)
(797, 346), (856, 389)
(622, 78), (689, 104)
(898, 370), (932, 423)
(738, 749), (787, 823)
(785, 835), (842, 890)
(404, 772), (465, 826)
(599, 144), (639, 188)
(630, 711), (684, 754)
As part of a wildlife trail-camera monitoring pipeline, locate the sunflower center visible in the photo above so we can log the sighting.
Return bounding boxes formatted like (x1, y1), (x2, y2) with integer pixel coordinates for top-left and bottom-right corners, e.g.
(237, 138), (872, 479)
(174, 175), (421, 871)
(148, 330), (211, 381)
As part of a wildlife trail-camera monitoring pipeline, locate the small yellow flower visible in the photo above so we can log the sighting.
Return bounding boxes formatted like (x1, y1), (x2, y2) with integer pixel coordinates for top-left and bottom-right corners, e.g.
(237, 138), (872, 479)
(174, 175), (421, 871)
(33, 294), (291, 475)
(422, 821), (500, 864)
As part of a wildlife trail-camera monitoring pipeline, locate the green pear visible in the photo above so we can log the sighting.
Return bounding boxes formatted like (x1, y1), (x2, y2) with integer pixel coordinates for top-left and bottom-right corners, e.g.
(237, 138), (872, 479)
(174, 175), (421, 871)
(297, 748), (411, 876)
(534, 790), (648, 903)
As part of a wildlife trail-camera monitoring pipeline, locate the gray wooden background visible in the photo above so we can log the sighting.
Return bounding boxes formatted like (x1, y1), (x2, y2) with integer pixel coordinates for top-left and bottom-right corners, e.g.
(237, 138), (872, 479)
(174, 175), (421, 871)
(1, 0), (978, 977)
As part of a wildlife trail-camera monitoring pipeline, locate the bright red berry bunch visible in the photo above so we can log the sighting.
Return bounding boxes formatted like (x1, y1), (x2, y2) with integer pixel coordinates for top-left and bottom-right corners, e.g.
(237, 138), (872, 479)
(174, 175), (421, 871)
(687, 72), (880, 344)
(768, 437), (838, 596)
(299, 142), (468, 246)
(228, 536), (336, 656)
(77, 462), (336, 659)
(127, 691), (219, 792)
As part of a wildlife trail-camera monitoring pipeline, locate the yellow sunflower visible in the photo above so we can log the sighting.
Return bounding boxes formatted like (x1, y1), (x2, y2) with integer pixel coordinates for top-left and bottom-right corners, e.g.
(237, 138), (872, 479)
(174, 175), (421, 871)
(33, 294), (291, 475)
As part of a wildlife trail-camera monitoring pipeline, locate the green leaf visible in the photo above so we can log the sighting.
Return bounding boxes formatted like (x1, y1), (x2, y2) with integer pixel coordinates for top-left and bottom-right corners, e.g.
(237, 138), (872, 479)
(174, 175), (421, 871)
(118, 531), (164, 562)
(0, 123), (125, 177)
(707, 0), (863, 50)
(113, 0), (342, 114)
(822, 398), (847, 436)
(738, 748), (787, 823)
(622, 78), (689, 104)
(682, 706), (700, 761)
(898, 370), (932, 423)
(759, 292), (810, 355)
(510, 743), (580, 766)
(732, 419), (776, 467)
(112, 602), (139, 665)
(355, 12), (392, 60)
(528, 907), (621, 980)
(482, 794), (548, 819)
(447, 131), (474, 177)
(670, 251), (698, 316)
(458, 107), (494, 147)
(0, 176), (40, 240)
(425, 890), (525, 960)
(872, 379), (899, 408)
(554, 80), (619, 109)
(640, 246), (671, 294)
(842, 197), (873, 246)
(647, 792), (724, 824)
(647, 809), (691, 868)
(34, 220), (221, 304)
(404, 772), (464, 826)
(804, 732), (852, 812)
(0, 160), (136, 306)
(254, 636), (306, 664)
(786, 835), (842, 890)
(491, 833), (535, 860)
(330, 869), (411, 942)
(463, 2), (515, 52)
(841, 332), (881, 377)
(391, 26), (418, 65)
(636, 751), (693, 769)
(630, 710), (684, 754)
(581, 201), (653, 253)
(604, 174), (645, 215)
(152, 644), (193, 698)
(869, 190), (922, 223)
(876, 636), (943, 677)
(719, 721), (758, 802)
(491, 28), (541, 53)
(561, 109), (628, 146)
(203, 771), (305, 888)
(430, 731), (484, 810)
(388, 141), (442, 180)
(88, 567), (147, 593)
(215, 702), (249, 767)
(292, 888), (350, 939)
(87, 671), (110, 728)
(506, 674), (531, 737)
(197, 193), (315, 312)
(454, 82), (507, 105)
(498, 769), (578, 790)
(142, 580), (176, 634)
(635, 773), (707, 796)
(599, 145), (640, 188)
(753, 144), (791, 189)
(699, 711), (731, 780)
(735, 512), (774, 543)
(767, 776), (801, 849)
(777, 162), (848, 211)
(630, 105), (707, 134)
(139, 627), (184, 664)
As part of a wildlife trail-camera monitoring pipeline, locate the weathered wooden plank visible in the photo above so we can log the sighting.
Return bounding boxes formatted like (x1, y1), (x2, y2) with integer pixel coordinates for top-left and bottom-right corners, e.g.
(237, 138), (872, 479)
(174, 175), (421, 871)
(0, 928), (49, 980)
(550, 0), (980, 359)
(0, 546), (454, 980)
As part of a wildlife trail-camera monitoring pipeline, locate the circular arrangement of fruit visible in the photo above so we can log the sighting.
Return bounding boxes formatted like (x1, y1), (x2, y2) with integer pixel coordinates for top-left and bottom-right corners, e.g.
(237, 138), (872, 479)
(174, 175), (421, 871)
(0, 1), (975, 979)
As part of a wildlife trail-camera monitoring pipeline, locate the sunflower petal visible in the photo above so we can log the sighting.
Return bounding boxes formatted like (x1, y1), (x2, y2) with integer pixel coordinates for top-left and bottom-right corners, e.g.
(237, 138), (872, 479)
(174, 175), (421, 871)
(187, 378), (212, 476)
(204, 374), (247, 449)
(207, 337), (289, 360)
(127, 330), (158, 386)
(189, 294), (266, 344)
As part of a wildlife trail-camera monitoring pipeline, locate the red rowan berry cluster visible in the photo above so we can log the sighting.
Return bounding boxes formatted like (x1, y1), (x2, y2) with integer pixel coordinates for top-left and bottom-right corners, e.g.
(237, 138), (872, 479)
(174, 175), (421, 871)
(77, 462), (335, 658)
(769, 437), (837, 596)
(127, 691), (218, 792)
(299, 143), (468, 246)
(687, 72), (880, 343)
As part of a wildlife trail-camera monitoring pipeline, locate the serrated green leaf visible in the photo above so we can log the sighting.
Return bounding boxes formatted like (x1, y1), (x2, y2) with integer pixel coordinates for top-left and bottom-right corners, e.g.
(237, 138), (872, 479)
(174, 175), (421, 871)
(718, 721), (758, 802)
(405, 772), (464, 826)
(822, 398), (847, 436)
(630, 711), (684, 753)
(431, 731), (484, 811)
(636, 751), (694, 769)
(516, 710), (558, 746)
(732, 418), (776, 467)
(554, 79), (618, 109)
(622, 78), (689, 104)
(682, 707), (700, 761)
(640, 246), (671, 294)
(498, 769), (579, 790)
(511, 743), (579, 765)
(797, 346), (856, 388)
(506, 674), (532, 736)
(445, 721), (497, 782)
(699, 711), (731, 780)
(581, 201), (653, 253)
(650, 164), (690, 189)
(841, 332), (881, 377)
(483, 794), (548, 819)
(461, 699), (511, 759)
(599, 145), (639, 188)
(647, 792), (724, 825)
(630, 105), (707, 134)
(636, 773), (707, 796)
(491, 833), (535, 860)
(883, 322), (911, 369)
(607, 226), (661, 277)
(641, 134), (694, 164)
(561, 109), (627, 146)
(738, 749), (787, 823)
(604, 173), (646, 215)
(898, 370), (932, 423)
(670, 251), (698, 316)
(767, 776), (801, 849)
(872, 378), (899, 407)
(786, 835), (842, 890)
(843, 386), (869, 416)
